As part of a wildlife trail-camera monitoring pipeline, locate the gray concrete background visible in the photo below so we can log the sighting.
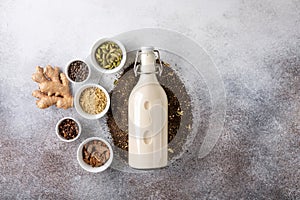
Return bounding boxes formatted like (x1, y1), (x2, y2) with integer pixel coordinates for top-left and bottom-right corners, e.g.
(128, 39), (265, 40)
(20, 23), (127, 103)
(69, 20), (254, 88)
(0, 0), (299, 199)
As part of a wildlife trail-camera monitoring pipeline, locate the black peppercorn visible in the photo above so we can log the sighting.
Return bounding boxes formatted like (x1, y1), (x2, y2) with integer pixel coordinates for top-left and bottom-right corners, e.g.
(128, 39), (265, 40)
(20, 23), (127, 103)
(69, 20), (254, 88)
(68, 60), (89, 82)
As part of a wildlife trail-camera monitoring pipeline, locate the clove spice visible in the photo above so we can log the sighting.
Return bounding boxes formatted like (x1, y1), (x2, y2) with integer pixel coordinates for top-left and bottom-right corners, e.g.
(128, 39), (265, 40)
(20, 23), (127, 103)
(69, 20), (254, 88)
(58, 118), (79, 140)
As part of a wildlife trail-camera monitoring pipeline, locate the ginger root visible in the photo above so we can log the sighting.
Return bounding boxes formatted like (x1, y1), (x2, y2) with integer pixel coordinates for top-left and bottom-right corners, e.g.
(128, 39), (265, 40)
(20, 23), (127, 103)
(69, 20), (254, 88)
(32, 65), (73, 109)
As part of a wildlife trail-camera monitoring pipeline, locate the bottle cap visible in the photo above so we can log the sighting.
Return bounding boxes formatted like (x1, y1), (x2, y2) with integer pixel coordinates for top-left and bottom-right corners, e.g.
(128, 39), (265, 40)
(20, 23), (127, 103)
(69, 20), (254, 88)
(134, 48), (163, 76)
(141, 46), (155, 53)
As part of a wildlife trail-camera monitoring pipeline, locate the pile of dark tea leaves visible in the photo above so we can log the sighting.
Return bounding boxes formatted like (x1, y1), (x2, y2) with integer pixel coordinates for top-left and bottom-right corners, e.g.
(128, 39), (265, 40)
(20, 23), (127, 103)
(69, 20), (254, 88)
(106, 61), (192, 155)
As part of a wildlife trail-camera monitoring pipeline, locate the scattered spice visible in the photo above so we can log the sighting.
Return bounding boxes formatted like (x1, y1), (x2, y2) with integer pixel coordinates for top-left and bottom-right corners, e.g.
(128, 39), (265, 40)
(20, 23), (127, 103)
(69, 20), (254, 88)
(107, 61), (192, 154)
(168, 148), (174, 153)
(176, 110), (184, 116)
(82, 140), (110, 167)
(79, 87), (107, 115)
(68, 60), (89, 82)
(95, 41), (123, 70)
(58, 118), (79, 140)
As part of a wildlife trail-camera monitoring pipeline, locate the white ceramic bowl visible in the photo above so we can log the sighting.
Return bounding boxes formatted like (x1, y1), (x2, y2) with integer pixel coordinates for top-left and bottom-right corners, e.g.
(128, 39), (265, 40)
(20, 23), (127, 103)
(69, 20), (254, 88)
(55, 117), (81, 142)
(90, 38), (127, 74)
(65, 59), (91, 84)
(77, 137), (113, 173)
(74, 83), (110, 120)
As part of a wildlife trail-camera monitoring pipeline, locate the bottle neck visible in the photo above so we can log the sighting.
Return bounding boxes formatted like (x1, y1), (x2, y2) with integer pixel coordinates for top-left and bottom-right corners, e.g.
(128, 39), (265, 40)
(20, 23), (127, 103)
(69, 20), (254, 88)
(140, 50), (156, 73)
(137, 73), (159, 85)
(137, 48), (159, 84)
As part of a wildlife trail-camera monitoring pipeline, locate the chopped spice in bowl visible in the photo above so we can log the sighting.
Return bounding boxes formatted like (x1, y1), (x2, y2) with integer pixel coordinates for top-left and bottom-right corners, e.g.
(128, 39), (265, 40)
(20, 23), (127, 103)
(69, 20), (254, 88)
(90, 38), (126, 74)
(74, 84), (110, 119)
(65, 60), (90, 84)
(77, 137), (113, 173)
(55, 117), (81, 142)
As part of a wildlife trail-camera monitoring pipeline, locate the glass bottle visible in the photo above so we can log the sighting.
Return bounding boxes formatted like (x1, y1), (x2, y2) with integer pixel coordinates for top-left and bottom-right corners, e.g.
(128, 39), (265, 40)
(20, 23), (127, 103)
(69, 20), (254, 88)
(128, 47), (168, 169)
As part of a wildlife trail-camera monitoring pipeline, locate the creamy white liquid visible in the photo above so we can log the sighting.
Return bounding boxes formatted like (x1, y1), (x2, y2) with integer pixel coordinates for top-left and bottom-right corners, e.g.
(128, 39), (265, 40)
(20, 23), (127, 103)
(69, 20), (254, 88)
(128, 47), (168, 169)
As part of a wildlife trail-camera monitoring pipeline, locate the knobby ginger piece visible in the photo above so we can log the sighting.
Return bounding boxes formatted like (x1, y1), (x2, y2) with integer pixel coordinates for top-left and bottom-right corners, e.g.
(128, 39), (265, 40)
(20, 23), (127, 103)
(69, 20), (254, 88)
(32, 65), (73, 109)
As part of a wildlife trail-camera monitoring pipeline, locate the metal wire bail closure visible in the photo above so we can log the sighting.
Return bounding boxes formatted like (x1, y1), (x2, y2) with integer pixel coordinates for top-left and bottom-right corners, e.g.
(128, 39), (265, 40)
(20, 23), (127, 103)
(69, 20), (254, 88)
(133, 49), (163, 77)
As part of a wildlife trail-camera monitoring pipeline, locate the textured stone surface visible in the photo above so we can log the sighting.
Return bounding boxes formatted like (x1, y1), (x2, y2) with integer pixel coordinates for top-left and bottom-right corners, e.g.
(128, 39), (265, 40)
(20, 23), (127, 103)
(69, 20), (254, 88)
(0, 0), (299, 199)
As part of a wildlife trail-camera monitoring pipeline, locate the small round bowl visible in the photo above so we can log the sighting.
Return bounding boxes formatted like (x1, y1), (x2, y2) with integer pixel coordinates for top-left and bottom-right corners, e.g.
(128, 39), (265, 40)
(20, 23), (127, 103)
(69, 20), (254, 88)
(77, 137), (113, 173)
(74, 83), (110, 120)
(65, 59), (91, 84)
(90, 38), (127, 74)
(55, 117), (81, 142)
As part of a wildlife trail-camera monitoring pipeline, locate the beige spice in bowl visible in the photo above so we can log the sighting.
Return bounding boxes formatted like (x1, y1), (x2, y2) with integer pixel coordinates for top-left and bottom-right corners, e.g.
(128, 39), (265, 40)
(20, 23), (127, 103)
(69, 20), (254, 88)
(79, 87), (107, 115)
